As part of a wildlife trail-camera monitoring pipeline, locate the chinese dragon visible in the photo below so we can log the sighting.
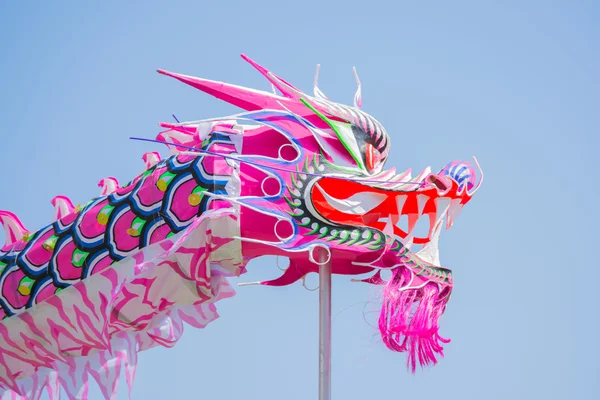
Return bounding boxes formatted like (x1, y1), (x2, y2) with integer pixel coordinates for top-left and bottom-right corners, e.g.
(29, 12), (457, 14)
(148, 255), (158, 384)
(0, 54), (481, 399)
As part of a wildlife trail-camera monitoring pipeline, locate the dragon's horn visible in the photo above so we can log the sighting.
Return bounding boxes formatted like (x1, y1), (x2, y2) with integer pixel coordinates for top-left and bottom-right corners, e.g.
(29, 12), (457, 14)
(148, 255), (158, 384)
(352, 67), (363, 109)
(313, 64), (328, 100)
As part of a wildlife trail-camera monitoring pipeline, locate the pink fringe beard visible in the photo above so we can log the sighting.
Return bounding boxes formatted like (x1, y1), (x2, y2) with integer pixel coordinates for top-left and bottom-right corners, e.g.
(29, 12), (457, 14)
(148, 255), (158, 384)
(378, 267), (451, 372)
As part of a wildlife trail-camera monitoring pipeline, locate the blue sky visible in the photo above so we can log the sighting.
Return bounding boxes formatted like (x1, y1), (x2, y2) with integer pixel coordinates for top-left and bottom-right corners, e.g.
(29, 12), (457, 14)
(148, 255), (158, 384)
(0, 1), (598, 399)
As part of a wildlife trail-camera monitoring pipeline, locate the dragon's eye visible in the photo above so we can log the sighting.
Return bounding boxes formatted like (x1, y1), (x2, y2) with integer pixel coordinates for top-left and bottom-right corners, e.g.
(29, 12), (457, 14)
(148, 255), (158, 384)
(301, 98), (387, 174)
(350, 123), (382, 173)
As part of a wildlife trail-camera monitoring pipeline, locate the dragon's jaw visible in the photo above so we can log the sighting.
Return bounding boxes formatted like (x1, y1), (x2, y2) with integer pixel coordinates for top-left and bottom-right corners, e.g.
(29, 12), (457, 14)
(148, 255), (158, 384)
(301, 163), (480, 371)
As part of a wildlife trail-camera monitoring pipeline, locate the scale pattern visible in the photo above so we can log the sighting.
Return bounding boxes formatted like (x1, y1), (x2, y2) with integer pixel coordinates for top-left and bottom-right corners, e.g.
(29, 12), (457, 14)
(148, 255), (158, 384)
(0, 135), (236, 318)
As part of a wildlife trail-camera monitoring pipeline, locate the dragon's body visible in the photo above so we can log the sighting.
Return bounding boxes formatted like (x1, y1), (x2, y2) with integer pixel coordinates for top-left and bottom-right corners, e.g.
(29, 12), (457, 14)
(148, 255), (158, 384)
(0, 55), (480, 399)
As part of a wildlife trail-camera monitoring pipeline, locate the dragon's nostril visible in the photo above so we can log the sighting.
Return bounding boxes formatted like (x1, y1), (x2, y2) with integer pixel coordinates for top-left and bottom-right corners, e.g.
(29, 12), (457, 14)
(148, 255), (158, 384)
(427, 175), (449, 191)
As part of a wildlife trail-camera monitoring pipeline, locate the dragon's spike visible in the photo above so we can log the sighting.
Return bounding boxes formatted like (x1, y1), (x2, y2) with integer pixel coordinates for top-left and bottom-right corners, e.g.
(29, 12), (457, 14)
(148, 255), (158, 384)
(157, 54), (303, 112)
(142, 152), (161, 169)
(98, 177), (119, 196)
(157, 68), (285, 112)
(352, 66), (362, 109)
(0, 211), (28, 248)
(157, 57), (359, 133)
(313, 64), (328, 100)
(51, 196), (75, 220)
(240, 54), (302, 98)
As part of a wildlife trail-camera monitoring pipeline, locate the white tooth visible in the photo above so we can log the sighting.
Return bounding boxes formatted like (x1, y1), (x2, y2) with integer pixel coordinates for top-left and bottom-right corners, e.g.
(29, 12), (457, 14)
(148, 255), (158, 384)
(435, 198), (451, 217)
(315, 184), (387, 215)
(408, 196), (430, 239)
(395, 196), (407, 217)
(406, 213), (419, 235)
(446, 198), (463, 229)
(402, 235), (414, 250)
(429, 198), (450, 237)
(383, 215), (394, 236)
(416, 217), (442, 265)
(417, 195), (428, 215)
(427, 212), (437, 239)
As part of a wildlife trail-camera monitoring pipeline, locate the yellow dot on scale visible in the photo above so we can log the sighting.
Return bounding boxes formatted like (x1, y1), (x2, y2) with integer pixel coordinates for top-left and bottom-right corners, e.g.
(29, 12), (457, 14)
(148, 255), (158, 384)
(188, 193), (202, 206)
(127, 228), (139, 236)
(97, 214), (108, 225)
(42, 243), (53, 251)
(17, 285), (31, 296)
(157, 180), (167, 191)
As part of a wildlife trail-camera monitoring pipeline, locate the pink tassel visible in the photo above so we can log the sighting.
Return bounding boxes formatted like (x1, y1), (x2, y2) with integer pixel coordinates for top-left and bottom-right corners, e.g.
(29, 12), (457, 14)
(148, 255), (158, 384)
(378, 268), (451, 372)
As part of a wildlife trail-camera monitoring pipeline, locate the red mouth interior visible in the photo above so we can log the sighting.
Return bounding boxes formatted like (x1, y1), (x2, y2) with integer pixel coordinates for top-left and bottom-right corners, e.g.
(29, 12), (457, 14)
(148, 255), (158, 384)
(311, 177), (441, 245)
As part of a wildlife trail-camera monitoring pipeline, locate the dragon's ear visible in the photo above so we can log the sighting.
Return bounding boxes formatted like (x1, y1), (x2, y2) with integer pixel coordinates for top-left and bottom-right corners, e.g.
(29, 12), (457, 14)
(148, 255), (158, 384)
(300, 98), (367, 172)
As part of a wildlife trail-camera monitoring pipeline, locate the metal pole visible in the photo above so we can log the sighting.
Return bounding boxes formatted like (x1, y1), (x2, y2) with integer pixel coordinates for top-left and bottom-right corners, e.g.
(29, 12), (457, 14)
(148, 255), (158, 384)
(318, 249), (332, 400)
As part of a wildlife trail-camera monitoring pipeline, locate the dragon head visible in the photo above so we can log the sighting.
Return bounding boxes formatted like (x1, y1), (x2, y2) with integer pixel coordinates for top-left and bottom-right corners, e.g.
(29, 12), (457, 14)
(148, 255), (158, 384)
(156, 55), (482, 370)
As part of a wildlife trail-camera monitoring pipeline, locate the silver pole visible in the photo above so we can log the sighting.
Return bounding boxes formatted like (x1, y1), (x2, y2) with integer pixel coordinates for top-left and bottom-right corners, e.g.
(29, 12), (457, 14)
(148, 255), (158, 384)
(318, 249), (332, 400)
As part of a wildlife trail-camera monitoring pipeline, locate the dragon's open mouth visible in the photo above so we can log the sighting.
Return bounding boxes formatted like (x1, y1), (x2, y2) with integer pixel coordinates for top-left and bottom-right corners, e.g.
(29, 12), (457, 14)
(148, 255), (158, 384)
(311, 168), (473, 260)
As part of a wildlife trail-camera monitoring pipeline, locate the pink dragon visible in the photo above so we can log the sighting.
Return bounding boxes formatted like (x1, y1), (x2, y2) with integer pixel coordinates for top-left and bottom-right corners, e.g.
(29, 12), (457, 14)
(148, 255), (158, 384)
(0, 54), (481, 399)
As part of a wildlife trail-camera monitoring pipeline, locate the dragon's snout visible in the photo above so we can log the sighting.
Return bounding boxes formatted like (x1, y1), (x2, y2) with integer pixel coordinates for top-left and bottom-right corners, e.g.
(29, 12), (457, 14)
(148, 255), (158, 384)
(311, 158), (481, 257)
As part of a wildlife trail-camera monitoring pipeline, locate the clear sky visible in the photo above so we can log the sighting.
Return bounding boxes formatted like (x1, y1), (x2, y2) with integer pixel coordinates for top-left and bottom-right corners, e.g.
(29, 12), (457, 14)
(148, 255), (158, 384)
(0, 1), (598, 399)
